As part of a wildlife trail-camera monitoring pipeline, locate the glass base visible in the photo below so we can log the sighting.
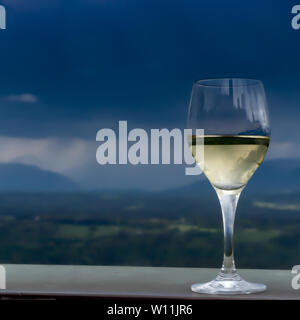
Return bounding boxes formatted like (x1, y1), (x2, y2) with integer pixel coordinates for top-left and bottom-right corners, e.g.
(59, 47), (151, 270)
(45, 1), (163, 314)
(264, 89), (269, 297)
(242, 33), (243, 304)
(191, 272), (266, 295)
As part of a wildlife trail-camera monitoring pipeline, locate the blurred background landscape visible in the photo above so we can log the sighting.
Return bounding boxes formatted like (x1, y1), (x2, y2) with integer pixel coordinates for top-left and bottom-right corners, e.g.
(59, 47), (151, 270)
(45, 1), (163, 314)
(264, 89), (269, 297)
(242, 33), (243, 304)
(0, 0), (299, 269)
(0, 159), (299, 270)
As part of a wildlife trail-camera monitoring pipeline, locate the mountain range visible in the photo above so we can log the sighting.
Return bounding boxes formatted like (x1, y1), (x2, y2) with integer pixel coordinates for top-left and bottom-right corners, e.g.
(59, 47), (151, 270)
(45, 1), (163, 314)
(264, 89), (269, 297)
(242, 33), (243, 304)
(0, 159), (299, 194)
(0, 163), (78, 192)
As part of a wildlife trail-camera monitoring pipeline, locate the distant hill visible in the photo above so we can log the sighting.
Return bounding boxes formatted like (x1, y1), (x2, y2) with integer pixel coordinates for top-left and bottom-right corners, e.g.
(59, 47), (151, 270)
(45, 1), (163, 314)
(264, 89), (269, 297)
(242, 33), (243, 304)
(246, 158), (300, 194)
(0, 163), (78, 192)
(0, 158), (298, 195)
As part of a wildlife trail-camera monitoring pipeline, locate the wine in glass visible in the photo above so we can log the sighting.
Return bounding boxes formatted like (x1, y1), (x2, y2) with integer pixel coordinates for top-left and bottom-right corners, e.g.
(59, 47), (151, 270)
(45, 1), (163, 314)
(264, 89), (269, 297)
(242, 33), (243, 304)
(187, 78), (270, 294)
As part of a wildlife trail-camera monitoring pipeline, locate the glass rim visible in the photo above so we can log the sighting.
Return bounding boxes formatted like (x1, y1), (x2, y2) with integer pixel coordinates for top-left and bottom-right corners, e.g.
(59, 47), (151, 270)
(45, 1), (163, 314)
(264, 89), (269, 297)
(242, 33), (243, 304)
(194, 78), (263, 88)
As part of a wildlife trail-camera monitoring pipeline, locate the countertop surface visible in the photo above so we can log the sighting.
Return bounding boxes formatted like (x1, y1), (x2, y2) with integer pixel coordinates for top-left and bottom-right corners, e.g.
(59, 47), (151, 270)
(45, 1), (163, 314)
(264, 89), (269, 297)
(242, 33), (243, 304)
(0, 264), (298, 300)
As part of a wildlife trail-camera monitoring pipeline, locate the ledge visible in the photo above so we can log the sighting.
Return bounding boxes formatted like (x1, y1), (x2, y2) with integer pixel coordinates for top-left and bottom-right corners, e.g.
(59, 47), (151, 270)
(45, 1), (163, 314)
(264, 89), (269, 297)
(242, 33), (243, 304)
(0, 264), (298, 300)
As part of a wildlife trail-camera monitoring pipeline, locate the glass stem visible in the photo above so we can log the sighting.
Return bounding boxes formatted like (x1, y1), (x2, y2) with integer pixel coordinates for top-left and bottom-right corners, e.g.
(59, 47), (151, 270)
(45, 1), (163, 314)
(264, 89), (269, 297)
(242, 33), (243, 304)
(215, 188), (241, 276)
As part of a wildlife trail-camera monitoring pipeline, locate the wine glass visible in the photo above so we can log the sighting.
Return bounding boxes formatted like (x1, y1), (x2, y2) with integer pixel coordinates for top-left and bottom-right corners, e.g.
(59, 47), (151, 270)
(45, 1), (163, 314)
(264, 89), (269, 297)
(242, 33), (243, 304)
(187, 78), (270, 294)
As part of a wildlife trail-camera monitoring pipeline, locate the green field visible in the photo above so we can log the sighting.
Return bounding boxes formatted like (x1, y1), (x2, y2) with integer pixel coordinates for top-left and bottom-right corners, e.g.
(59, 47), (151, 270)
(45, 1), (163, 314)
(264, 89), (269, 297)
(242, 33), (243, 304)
(0, 214), (297, 269)
(0, 192), (298, 269)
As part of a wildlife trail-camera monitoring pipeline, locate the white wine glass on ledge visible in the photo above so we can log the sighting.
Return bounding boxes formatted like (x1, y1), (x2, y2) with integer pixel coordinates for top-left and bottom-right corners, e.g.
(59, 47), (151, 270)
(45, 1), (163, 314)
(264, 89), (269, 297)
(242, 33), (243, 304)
(187, 78), (270, 294)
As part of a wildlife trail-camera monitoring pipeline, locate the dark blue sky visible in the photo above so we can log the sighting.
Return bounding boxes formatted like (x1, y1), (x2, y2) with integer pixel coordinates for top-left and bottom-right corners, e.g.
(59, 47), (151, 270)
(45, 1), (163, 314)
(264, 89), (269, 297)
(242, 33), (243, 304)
(0, 0), (299, 190)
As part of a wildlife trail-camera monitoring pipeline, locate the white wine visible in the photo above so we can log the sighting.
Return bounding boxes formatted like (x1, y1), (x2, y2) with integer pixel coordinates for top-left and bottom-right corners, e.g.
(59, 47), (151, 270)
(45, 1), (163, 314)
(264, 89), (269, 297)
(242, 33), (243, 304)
(189, 135), (270, 191)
